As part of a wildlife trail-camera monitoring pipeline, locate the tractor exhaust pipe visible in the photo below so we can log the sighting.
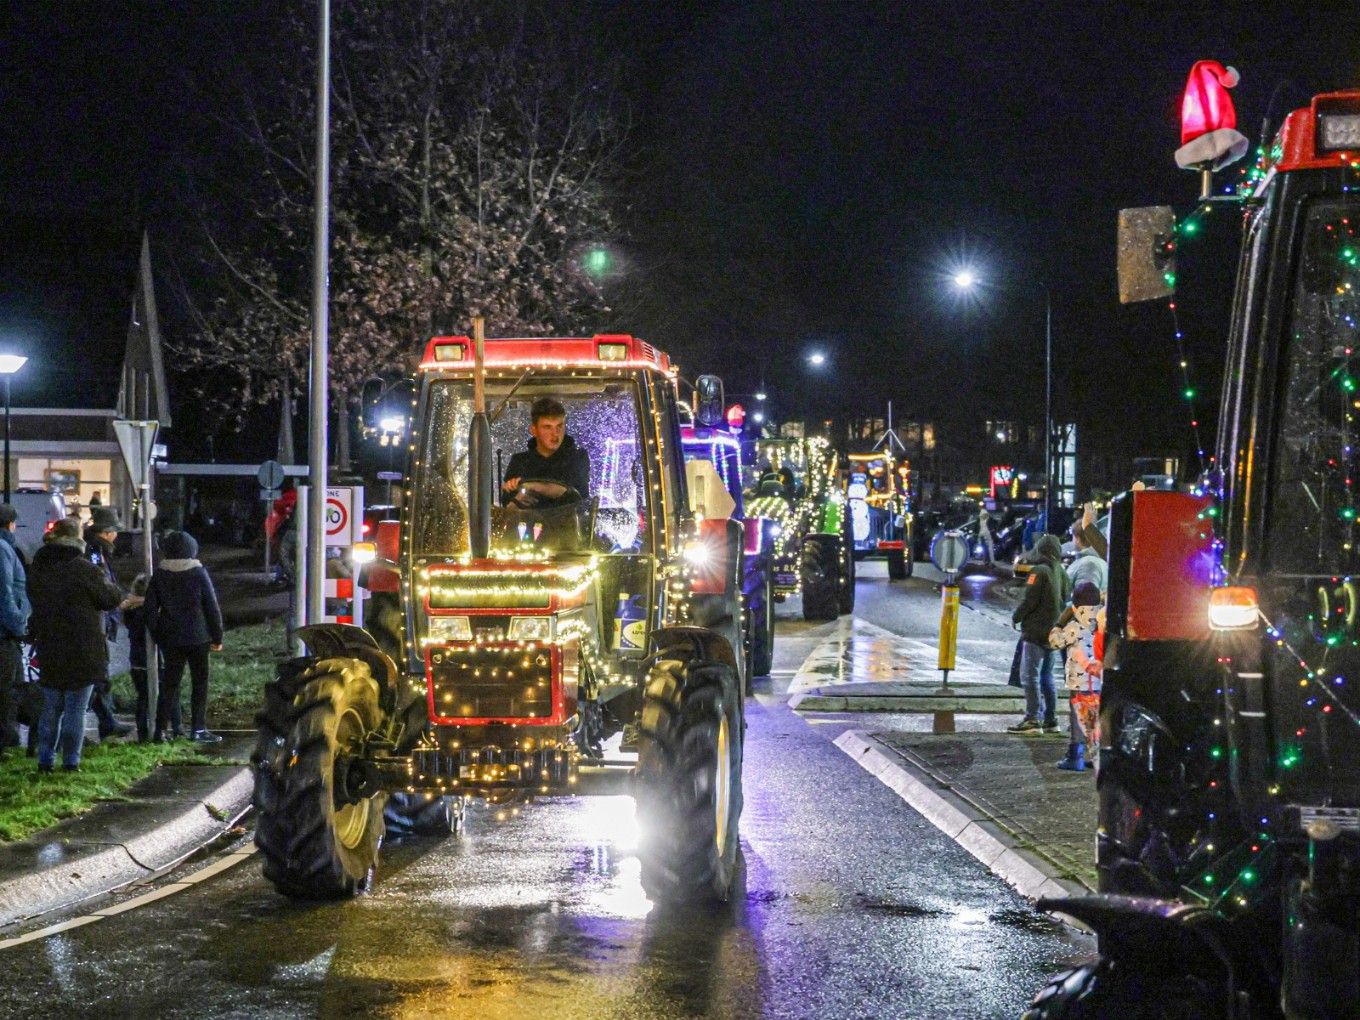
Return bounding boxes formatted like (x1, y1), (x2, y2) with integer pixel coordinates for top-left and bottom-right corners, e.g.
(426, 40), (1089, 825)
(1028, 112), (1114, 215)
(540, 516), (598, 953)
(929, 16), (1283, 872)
(468, 316), (492, 559)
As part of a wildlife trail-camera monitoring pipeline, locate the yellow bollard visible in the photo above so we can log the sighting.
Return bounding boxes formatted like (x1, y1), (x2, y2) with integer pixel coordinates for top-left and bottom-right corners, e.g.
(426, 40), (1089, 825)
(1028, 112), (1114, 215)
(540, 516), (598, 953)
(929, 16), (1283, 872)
(935, 582), (960, 734)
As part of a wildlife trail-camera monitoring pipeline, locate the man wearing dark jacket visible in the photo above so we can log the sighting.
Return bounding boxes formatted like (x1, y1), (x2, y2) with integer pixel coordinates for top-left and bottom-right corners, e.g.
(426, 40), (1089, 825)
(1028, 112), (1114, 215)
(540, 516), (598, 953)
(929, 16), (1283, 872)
(0, 504), (30, 755)
(84, 506), (134, 740)
(501, 397), (591, 508)
(1009, 533), (1072, 734)
(145, 531), (224, 744)
(29, 518), (126, 772)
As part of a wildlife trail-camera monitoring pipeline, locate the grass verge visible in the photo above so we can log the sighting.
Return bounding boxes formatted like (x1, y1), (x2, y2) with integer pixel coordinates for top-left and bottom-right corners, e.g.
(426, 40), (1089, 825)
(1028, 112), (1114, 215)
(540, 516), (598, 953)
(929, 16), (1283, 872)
(0, 741), (203, 843)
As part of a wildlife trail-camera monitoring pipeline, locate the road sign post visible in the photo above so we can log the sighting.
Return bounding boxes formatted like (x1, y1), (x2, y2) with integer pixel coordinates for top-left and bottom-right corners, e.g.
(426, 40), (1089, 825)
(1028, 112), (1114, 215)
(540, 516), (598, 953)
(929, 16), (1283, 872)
(114, 419), (160, 733)
(257, 460), (286, 576)
(929, 529), (970, 735)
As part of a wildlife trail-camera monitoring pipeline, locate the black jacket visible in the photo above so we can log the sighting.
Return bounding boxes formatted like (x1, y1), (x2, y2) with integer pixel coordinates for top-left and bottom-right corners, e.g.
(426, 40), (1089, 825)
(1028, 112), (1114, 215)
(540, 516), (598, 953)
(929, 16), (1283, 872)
(502, 434), (591, 504)
(29, 542), (124, 690)
(146, 560), (224, 649)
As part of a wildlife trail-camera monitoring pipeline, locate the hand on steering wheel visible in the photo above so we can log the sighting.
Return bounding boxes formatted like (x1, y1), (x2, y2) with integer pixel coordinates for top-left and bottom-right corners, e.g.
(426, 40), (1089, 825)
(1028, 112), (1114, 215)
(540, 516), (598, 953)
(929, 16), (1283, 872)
(508, 478), (583, 509)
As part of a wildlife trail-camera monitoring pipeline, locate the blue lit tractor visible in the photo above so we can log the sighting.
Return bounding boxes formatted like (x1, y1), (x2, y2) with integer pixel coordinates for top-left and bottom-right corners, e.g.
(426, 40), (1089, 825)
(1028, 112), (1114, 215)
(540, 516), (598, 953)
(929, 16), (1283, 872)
(843, 452), (913, 580)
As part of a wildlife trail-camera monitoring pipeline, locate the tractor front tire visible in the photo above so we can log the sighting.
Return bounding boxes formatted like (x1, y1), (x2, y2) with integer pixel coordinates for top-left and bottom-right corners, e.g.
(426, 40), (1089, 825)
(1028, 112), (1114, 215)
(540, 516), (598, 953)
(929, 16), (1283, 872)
(751, 569), (775, 680)
(636, 653), (744, 904)
(838, 534), (856, 614)
(800, 535), (841, 621)
(252, 657), (387, 899)
(384, 792), (465, 838)
(887, 547), (908, 580)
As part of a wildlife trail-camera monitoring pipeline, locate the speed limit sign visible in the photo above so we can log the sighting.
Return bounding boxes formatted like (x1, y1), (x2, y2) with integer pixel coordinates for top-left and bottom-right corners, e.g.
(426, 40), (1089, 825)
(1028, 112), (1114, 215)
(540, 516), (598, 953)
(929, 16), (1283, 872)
(324, 488), (355, 546)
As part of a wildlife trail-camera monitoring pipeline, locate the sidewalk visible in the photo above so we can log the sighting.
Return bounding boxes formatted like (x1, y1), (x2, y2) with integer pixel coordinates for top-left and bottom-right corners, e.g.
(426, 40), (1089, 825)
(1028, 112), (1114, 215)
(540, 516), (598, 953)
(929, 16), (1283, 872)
(0, 736), (254, 931)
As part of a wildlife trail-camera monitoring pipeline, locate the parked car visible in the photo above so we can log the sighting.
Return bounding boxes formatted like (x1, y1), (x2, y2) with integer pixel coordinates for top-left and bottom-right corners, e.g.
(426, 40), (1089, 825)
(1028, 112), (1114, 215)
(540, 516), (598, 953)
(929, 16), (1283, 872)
(10, 489), (66, 560)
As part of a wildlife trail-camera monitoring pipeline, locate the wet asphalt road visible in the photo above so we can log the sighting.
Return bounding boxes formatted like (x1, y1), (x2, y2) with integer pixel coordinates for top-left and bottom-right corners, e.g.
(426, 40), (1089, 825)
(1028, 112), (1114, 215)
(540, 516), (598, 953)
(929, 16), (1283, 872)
(0, 563), (1088, 1020)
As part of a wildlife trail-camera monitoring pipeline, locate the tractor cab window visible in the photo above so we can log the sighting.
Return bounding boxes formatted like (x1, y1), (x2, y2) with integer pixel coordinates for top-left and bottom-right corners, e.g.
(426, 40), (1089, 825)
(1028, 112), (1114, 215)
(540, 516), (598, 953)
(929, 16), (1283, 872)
(1270, 196), (1360, 575)
(849, 459), (892, 499)
(414, 377), (650, 557)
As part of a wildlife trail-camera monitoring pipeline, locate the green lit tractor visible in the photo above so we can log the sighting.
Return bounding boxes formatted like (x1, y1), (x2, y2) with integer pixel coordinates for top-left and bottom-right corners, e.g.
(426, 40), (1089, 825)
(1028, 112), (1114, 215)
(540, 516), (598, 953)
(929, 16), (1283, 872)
(252, 334), (748, 904)
(744, 436), (853, 621)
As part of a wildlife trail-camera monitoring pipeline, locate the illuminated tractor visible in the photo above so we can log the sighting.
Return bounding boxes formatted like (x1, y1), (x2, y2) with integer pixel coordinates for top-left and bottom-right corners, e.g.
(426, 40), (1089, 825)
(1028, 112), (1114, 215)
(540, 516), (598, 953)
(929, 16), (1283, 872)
(681, 421), (779, 683)
(843, 452), (913, 580)
(1026, 89), (1360, 1018)
(252, 334), (747, 904)
(744, 436), (854, 621)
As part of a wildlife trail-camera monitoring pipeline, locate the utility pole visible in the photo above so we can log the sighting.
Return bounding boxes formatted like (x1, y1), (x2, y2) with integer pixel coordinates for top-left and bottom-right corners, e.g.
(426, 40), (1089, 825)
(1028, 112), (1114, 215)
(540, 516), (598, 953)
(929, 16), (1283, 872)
(306, 0), (331, 625)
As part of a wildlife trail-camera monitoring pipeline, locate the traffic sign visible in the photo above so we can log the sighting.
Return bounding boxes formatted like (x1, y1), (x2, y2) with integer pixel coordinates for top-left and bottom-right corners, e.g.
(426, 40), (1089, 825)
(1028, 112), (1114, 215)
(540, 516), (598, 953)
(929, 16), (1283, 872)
(257, 459), (286, 491)
(930, 530), (969, 574)
(324, 487), (352, 545)
(113, 420), (159, 489)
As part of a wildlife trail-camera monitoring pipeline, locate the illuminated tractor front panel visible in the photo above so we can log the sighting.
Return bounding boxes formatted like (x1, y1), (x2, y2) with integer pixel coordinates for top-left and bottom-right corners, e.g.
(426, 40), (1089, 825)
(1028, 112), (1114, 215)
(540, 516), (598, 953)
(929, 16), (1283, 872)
(845, 453), (906, 554)
(397, 334), (688, 794)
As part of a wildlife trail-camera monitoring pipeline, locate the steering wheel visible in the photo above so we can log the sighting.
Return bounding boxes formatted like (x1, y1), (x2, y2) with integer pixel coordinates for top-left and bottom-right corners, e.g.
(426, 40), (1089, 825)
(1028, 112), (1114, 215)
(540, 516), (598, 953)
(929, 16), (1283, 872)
(508, 478), (584, 509)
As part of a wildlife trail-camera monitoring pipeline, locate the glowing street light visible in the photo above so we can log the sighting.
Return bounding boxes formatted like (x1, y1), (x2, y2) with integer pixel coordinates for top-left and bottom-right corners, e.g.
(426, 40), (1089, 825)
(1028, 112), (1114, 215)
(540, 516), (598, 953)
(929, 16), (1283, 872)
(807, 351), (827, 367)
(953, 270), (977, 289)
(0, 355), (28, 504)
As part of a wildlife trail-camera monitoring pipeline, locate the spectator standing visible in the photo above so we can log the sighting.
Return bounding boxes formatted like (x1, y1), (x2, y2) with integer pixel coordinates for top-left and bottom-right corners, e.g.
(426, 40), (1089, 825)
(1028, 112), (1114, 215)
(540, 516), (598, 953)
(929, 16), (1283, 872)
(84, 506), (134, 740)
(29, 518), (127, 772)
(0, 504), (30, 755)
(1067, 527), (1108, 593)
(123, 575), (155, 743)
(1008, 534), (1072, 734)
(145, 531), (224, 744)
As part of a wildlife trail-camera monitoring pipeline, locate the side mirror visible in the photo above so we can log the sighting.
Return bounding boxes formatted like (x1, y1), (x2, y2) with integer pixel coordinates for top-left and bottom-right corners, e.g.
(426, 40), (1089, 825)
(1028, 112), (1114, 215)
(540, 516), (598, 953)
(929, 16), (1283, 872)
(695, 374), (725, 426)
(1117, 206), (1177, 304)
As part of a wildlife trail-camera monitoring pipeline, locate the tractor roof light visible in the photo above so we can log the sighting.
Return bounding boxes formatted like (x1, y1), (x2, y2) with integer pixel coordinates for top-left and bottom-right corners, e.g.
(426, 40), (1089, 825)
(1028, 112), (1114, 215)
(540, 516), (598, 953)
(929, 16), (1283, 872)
(1209, 586), (1260, 631)
(1317, 97), (1360, 152)
(433, 342), (466, 362)
(597, 342), (629, 361)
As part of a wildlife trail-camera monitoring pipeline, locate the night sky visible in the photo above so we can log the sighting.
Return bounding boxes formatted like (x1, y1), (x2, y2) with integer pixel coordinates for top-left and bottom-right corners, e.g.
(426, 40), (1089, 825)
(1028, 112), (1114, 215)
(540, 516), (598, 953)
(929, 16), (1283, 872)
(2, 1), (1358, 477)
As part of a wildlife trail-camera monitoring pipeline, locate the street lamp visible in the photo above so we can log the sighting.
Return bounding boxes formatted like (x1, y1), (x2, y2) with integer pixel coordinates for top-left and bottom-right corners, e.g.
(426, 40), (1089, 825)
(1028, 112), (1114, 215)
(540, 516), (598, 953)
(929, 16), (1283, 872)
(807, 351), (827, 367)
(950, 271), (1055, 530)
(0, 355), (28, 504)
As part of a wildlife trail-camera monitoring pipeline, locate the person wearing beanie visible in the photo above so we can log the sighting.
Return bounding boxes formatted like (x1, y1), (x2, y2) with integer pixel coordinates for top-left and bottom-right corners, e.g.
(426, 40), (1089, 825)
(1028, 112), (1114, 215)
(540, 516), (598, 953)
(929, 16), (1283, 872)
(1008, 533), (1072, 734)
(28, 516), (128, 772)
(0, 502), (29, 756)
(1048, 581), (1104, 771)
(144, 531), (224, 743)
(82, 505), (134, 741)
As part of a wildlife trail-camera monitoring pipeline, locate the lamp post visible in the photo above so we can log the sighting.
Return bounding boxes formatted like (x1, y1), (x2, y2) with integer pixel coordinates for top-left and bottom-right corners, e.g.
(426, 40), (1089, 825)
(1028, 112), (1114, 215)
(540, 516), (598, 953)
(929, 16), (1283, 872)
(950, 272), (1055, 530)
(0, 356), (28, 504)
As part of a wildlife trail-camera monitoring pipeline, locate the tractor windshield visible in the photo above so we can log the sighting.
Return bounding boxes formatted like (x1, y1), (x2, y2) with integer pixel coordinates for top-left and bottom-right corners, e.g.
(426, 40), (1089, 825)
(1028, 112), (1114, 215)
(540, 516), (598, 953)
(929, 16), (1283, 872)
(413, 377), (650, 558)
(1269, 195), (1360, 576)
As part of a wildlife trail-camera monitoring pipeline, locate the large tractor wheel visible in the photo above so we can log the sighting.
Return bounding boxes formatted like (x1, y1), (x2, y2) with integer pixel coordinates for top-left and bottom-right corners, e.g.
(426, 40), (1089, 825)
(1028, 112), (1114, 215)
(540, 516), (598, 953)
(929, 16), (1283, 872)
(635, 651), (743, 904)
(384, 792), (465, 838)
(887, 546), (908, 580)
(751, 569), (775, 680)
(366, 591), (405, 671)
(838, 532), (856, 615)
(1023, 960), (1218, 1019)
(800, 535), (841, 621)
(252, 657), (387, 899)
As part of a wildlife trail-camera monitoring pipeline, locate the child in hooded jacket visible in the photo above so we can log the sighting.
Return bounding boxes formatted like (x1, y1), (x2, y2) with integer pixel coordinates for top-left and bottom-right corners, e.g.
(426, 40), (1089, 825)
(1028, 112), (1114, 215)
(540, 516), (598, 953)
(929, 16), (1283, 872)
(145, 532), (223, 743)
(1048, 581), (1103, 771)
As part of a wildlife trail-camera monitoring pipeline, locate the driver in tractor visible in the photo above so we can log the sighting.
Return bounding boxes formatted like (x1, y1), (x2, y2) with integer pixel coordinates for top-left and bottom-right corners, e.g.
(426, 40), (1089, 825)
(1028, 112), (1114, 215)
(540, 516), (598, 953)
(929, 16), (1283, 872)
(501, 396), (592, 510)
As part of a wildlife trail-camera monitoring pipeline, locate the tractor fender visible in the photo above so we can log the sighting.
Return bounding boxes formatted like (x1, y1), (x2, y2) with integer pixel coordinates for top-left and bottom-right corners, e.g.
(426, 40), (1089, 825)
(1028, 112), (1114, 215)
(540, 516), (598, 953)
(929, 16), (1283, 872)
(1038, 894), (1236, 973)
(295, 623), (398, 692)
(652, 625), (739, 671)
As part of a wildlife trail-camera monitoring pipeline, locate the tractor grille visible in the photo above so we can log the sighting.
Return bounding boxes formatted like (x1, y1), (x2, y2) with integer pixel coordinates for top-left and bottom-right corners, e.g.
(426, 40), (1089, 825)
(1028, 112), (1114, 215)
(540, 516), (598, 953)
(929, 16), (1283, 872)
(426, 645), (560, 723)
(411, 745), (574, 789)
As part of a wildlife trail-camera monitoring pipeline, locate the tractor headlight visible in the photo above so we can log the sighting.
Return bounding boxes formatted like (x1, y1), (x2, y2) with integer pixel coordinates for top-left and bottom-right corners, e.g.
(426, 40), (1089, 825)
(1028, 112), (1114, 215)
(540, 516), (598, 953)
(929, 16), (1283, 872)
(427, 616), (473, 642)
(1209, 587), (1259, 631)
(508, 616), (553, 642)
(684, 540), (714, 567)
(351, 541), (377, 564)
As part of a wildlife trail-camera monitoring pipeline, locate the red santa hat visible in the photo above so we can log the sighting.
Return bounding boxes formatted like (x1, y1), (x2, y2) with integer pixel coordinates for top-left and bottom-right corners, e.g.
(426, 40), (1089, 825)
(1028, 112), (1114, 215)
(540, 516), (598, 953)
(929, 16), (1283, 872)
(1175, 60), (1249, 171)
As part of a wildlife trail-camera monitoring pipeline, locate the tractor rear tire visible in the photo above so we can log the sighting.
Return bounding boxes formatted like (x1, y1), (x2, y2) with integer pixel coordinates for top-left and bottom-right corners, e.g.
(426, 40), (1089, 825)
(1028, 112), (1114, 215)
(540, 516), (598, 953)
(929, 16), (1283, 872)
(1023, 960), (1220, 1019)
(636, 652), (744, 904)
(366, 591), (405, 672)
(751, 570), (775, 680)
(838, 534), (856, 614)
(252, 657), (387, 899)
(801, 535), (841, 621)
(887, 547), (908, 580)
(384, 792), (464, 838)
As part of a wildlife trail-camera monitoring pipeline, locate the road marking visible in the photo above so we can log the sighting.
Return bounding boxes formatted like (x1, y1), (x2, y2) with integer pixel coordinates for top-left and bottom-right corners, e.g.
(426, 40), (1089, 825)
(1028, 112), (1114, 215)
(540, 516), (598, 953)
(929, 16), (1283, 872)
(0, 846), (257, 950)
(786, 617), (996, 694)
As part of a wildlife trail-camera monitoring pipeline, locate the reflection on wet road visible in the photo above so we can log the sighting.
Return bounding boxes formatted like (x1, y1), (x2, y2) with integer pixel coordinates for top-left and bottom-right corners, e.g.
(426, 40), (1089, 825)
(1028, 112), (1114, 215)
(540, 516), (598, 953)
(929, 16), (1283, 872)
(1, 574), (1087, 1020)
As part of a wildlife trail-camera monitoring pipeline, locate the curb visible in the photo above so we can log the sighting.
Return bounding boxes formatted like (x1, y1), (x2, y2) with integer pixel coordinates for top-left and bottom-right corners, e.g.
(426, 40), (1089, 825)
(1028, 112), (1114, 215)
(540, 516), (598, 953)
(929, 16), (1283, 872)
(0, 765), (254, 929)
(832, 729), (1092, 914)
(791, 692), (1030, 713)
